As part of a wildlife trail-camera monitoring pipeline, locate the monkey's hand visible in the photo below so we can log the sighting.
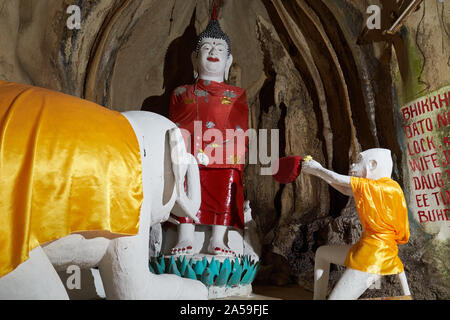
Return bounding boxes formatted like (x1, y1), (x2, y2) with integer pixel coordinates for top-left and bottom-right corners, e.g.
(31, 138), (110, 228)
(302, 159), (323, 176)
(302, 158), (353, 196)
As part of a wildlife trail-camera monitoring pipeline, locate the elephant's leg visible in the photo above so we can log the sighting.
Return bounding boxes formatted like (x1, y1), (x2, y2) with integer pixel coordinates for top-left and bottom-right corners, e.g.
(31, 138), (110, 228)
(98, 233), (208, 300)
(147, 273), (209, 300)
(0, 246), (69, 300)
(98, 196), (207, 300)
(43, 234), (110, 271)
(170, 223), (195, 256)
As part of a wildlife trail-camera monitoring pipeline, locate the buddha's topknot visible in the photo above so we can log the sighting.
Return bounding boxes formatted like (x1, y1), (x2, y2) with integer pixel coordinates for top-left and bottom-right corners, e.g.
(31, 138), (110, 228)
(195, 4), (231, 56)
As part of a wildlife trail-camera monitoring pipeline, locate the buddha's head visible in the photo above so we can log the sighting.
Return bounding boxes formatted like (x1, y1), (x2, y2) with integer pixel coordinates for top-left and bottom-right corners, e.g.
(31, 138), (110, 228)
(193, 5), (233, 82)
(349, 148), (393, 180)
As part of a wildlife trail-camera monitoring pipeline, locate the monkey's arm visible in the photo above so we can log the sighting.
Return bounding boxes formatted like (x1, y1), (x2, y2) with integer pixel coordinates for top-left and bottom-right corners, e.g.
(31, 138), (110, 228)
(302, 160), (353, 197)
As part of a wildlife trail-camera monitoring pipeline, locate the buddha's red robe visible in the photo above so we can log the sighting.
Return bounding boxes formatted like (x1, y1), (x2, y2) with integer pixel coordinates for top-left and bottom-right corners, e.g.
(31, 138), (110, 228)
(169, 79), (249, 229)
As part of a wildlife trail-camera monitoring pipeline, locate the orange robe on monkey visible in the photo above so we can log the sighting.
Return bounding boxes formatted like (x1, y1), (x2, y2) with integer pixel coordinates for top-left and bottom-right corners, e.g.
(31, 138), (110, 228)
(346, 177), (410, 275)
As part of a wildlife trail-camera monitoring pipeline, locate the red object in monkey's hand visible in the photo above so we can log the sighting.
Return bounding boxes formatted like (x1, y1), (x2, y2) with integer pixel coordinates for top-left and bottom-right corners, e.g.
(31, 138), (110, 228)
(272, 156), (304, 184)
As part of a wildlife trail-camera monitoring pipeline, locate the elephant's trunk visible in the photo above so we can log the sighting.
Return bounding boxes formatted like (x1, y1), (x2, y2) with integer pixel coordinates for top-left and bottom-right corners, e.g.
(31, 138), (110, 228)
(168, 128), (201, 223)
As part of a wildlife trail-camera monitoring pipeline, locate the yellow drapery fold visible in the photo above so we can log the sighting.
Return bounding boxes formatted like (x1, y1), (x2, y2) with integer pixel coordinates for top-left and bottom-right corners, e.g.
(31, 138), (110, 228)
(0, 81), (143, 278)
(345, 177), (410, 275)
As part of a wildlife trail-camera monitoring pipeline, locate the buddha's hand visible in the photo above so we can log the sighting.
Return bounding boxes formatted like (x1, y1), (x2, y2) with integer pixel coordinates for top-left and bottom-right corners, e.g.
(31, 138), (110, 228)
(302, 159), (323, 175)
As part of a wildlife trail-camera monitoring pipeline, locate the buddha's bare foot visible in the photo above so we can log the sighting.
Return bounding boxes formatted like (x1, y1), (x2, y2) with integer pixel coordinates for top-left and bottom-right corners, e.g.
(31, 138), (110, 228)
(207, 242), (235, 257)
(170, 240), (194, 256)
(171, 224), (195, 256)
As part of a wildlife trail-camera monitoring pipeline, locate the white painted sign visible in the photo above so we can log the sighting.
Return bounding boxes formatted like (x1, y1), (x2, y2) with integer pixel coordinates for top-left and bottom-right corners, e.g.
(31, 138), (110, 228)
(400, 85), (450, 240)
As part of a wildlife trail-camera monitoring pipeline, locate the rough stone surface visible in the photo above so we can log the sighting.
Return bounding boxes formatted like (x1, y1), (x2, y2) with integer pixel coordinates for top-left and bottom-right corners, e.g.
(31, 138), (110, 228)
(0, 0), (448, 299)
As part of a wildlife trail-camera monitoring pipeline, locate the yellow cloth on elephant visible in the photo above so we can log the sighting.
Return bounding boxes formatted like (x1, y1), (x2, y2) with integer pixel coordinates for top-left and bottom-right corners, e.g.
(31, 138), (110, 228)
(0, 80), (143, 278)
(345, 177), (409, 275)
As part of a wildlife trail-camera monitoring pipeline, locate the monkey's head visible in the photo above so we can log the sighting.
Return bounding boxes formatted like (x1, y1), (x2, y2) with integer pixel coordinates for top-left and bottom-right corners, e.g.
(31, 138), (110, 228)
(349, 148), (393, 180)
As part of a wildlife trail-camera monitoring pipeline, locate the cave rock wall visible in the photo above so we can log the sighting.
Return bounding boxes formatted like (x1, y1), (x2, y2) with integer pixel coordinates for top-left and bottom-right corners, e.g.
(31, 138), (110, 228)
(0, 0), (448, 299)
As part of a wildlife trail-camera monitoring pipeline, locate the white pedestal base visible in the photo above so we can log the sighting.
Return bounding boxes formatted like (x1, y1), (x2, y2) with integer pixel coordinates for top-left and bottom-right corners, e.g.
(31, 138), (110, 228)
(209, 284), (253, 300)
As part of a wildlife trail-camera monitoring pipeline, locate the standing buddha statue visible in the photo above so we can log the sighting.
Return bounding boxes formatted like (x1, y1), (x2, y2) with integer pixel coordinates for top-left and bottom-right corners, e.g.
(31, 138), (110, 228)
(168, 4), (249, 257)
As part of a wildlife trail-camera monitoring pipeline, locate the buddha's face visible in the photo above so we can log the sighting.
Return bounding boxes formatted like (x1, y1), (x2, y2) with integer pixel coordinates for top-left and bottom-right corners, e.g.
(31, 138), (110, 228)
(197, 37), (230, 80)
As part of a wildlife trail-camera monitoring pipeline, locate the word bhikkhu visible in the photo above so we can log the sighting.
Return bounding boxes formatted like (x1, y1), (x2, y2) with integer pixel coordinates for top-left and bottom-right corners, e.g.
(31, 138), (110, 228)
(401, 90), (449, 122)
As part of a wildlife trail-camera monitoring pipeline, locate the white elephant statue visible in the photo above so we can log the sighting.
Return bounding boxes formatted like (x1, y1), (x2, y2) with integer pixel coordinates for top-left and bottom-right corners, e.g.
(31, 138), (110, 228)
(0, 80), (208, 300)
